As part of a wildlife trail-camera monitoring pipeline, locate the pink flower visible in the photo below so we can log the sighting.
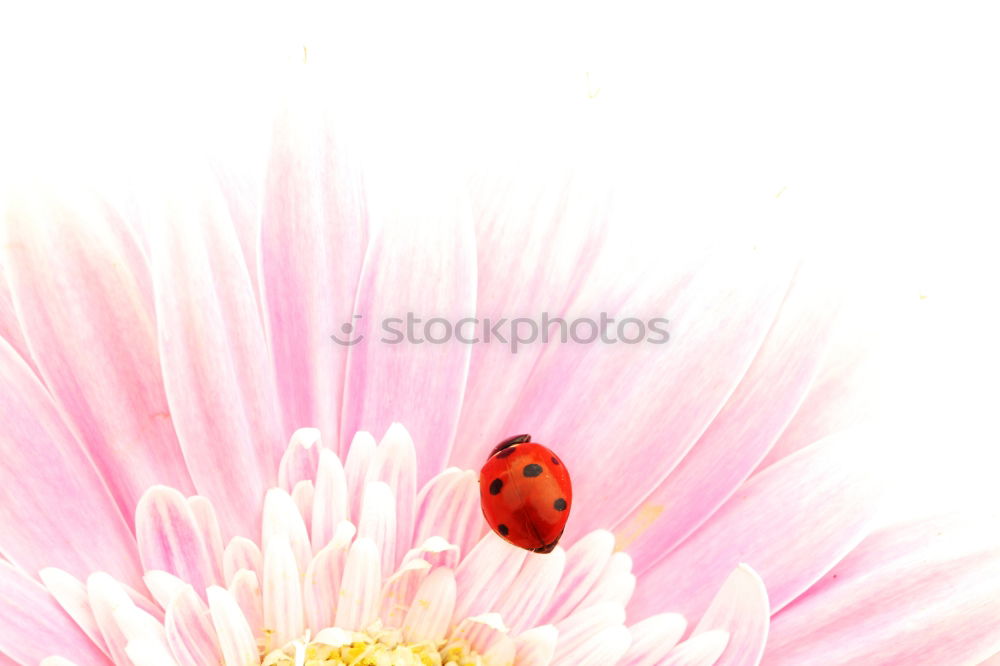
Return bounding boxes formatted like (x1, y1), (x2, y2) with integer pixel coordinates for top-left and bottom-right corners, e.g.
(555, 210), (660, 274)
(1, 89), (998, 666)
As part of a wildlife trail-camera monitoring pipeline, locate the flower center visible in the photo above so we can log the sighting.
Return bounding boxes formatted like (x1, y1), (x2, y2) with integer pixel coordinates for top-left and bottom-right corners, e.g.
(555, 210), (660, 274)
(261, 623), (488, 666)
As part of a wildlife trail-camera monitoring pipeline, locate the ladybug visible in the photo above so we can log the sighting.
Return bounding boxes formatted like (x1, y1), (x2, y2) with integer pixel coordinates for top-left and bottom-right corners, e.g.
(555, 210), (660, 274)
(479, 434), (572, 553)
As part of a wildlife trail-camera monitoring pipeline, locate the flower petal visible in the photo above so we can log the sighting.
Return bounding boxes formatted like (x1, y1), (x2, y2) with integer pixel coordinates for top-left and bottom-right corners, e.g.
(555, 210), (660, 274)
(620, 613), (688, 666)
(357, 481), (397, 577)
(402, 567), (457, 642)
(261, 488), (312, 576)
(164, 585), (222, 666)
(413, 468), (482, 561)
(136, 486), (219, 597)
(262, 536), (304, 648)
(87, 572), (138, 664)
(661, 631), (730, 666)
(0, 339), (142, 587)
(502, 245), (794, 542)
(630, 430), (884, 621)
(453, 532), (527, 623)
(368, 423), (417, 570)
(339, 181), (477, 484)
(304, 540), (350, 632)
(764, 514), (1000, 665)
(0, 562), (109, 665)
(343, 430), (376, 522)
(228, 570), (263, 639)
(493, 549), (566, 634)
(543, 530), (616, 625)
(188, 496), (225, 585)
(146, 179), (282, 538)
(553, 624), (631, 666)
(1, 184), (195, 513)
(222, 537), (263, 587)
(379, 558), (431, 629)
(513, 624), (559, 666)
(207, 586), (258, 666)
(335, 537), (381, 631)
(277, 428), (322, 493)
(260, 77), (367, 445)
(615, 268), (837, 570)
(694, 565), (769, 666)
(552, 602), (626, 664)
(311, 448), (349, 551)
(39, 568), (110, 657)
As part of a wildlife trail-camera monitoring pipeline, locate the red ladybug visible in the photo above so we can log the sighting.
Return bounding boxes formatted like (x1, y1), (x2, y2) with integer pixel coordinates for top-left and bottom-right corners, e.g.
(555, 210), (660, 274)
(479, 434), (572, 553)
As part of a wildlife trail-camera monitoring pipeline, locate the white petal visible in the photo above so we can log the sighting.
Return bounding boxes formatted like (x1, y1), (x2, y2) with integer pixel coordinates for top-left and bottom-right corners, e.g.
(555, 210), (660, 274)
(188, 496), (225, 584)
(493, 549), (566, 634)
(143, 570), (188, 610)
(335, 537), (381, 631)
(661, 630), (730, 666)
(368, 423), (418, 570)
(311, 448), (349, 551)
(40, 658), (80, 666)
(357, 481), (397, 577)
(277, 428), (322, 491)
(552, 602), (625, 664)
(379, 559), (431, 629)
(207, 586), (258, 666)
(620, 613), (688, 666)
(303, 540), (350, 632)
(450, 613), (510, 655)
(228, 570), (263, 638)
(552, 624), (631, 666)
(343, 430), (376, 521)
(124, 638), (180, 666)
(87, 572), (138, 664)
(693, 565), (769, 666)
(262, 488), (312, 576)
(291, 480), (315, 535)
(262, 535), (305, 647)
(514, 624), (559, 666)
(402, 567), (456, 642)
(39, 568), (108, 656)
(573, 552), (635, 611)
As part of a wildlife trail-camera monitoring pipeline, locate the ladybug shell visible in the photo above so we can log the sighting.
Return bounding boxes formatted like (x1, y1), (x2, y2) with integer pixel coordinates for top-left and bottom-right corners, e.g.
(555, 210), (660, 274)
(479, 440), (572, 553)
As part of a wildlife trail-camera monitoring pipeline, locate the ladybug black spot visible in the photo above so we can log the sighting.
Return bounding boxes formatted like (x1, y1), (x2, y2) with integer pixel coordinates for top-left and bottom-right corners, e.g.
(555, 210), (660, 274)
(489, 478), (503, 495)
(554, 498), (567, 511)
(498, 524), (509, 536)
(550, 456), (560, 465)
(523, 463), (543, 478)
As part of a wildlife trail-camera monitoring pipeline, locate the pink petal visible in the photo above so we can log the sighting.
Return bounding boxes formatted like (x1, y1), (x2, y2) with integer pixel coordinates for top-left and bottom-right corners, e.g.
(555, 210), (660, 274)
(694, 565), (770, 666)
(2, 185), (195, 514)
(277, 428), (322, 492)
(501, 246), (794, 543)
(379, 559), (431, 629)
(291, 480), (315, 535)
(0, 261), (38, 376)
(543, 530), (616, 624)
(620, 613), (688, 666)
(402, 567), (457, 642)
(343, 430), (376, 523)
(630, 430), (884, 621)
(553, 624), (631, 666)
(164, 585), (222, 666)
(573, 552), (635, 612)
(616, 267), (837, 570)
(492, 549), (567, 634)
(452, 533), (527, 623)
(339, 190), (477, 484)
(0, 562), (110, 665)
(227, 570), (263, 638)
(146, 181), (282, 538)
(449, 612), (509, 654)
(764, 514), (1000, 665)
(259, 78), (367, 444)
(222, 537), (263, 587)
(187, 496), (225, 585)
(0, 338), (142, 587)
(552, 602), (626, 664)
(449, 165), (609, 472)
(413, 468), (482, 561)
(136, 486), (219, 598)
